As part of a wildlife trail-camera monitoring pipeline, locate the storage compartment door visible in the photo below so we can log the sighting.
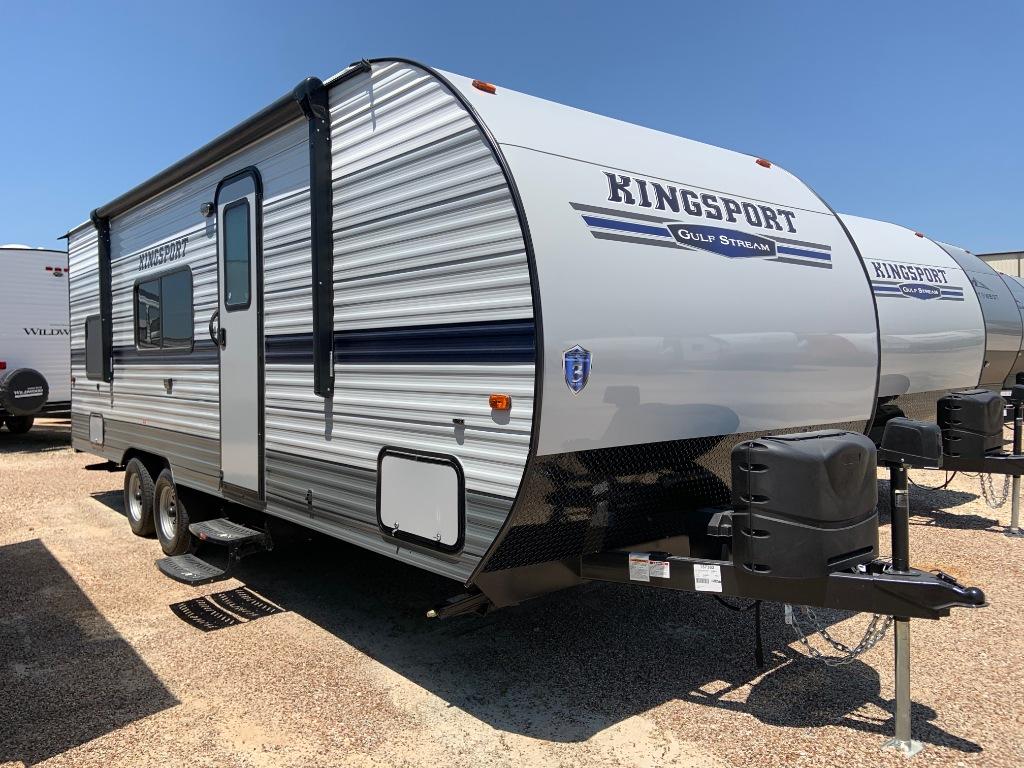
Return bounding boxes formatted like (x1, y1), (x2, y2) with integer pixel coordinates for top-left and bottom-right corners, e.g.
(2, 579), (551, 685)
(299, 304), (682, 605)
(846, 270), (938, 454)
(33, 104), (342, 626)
(377, 449), (465, 553)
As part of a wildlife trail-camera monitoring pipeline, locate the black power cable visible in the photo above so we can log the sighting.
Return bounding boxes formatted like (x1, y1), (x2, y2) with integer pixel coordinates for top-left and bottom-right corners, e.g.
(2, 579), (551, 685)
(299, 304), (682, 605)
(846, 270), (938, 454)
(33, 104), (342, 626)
(713, 595), (765, 668)
(908, 471), (958, 491)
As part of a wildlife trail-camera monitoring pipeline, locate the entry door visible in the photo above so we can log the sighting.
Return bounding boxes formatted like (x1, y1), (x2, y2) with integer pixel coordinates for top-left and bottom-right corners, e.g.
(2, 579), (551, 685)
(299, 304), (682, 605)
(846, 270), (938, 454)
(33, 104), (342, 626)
(215, 169), (263, 498)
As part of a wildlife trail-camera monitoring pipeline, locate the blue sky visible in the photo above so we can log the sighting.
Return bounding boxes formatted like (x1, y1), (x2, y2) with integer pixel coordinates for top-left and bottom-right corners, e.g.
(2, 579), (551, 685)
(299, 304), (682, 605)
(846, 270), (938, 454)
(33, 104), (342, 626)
(2, 1), (1021, 253)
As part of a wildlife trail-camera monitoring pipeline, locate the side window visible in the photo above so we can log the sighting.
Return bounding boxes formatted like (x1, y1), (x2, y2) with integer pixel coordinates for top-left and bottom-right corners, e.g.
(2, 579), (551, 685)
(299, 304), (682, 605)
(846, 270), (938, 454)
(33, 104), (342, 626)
(133, 268), (193, 352)
(161, 270), (193, 347)
(85, 315), (104, 380)
(135, 277), (161, 349)
(223, 199), (251, 310)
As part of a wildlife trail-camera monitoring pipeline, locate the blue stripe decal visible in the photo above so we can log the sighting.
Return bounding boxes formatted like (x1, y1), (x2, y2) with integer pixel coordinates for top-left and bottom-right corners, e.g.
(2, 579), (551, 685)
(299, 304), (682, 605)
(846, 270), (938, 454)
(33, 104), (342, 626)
(105, 321), (536, 368)
(265, 319), (536, 365)
(776, 245), (832, 261)
(581, 215), (670, 238)
(112, 339), (218, 365)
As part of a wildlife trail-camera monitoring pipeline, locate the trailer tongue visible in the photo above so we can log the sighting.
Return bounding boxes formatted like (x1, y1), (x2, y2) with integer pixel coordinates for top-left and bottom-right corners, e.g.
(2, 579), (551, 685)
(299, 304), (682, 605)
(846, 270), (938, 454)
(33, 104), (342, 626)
(576, 426), (983, 620)
(579, 552), (983, 620)
(440, 426), (985, 757)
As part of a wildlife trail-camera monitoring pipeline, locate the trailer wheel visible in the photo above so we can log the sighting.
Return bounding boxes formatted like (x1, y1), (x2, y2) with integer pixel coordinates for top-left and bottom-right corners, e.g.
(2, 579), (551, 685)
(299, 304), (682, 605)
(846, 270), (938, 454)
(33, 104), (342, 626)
(123, 458), (156, 536)
(154, 469), (194, 556)
(4, 416), (35, 435)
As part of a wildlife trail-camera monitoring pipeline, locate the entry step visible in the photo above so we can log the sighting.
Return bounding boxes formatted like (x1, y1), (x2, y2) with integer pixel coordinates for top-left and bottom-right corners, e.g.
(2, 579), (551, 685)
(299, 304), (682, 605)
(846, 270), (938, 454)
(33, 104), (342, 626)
(189, 518), (265, 545)
(156, 554), (226, 586)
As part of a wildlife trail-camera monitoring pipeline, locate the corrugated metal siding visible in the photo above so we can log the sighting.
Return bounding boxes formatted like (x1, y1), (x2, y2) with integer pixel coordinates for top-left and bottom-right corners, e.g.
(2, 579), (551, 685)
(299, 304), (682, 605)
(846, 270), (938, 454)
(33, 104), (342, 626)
(69, 120), (310, 490)
(262, 61), (536, 582)
(68, 226), (107, 417)
(980, 254), (1022, 277)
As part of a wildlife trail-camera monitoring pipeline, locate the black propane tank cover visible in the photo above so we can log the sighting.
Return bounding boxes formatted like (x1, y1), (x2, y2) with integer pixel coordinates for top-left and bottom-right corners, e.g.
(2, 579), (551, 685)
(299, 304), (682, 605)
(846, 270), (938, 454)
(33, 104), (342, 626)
(878, 417), (942, 467)
(730, 430), (879, 579)
(937, 389), (1004, 457)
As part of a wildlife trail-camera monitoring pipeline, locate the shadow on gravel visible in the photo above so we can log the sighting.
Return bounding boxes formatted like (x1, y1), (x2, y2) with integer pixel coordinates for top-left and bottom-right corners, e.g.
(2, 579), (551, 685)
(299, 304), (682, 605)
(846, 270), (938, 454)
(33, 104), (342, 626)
(0, 538), (178, 765)
(878, 479), (1000, 532)
(717, 652), (979, 752)
(0, 418), (70, 455)
(228, 523), (979, 753)
(91, 489), (128, 520)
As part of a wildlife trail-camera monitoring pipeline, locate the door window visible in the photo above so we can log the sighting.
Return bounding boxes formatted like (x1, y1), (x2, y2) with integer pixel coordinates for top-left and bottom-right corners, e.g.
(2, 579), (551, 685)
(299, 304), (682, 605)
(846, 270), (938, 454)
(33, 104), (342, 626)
(223, 199), (251, 311)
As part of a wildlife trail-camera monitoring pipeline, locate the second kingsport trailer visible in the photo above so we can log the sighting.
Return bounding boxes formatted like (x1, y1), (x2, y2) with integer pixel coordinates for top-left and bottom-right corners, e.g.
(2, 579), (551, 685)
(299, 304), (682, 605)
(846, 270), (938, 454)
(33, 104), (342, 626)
(843, 213), (1024, 527)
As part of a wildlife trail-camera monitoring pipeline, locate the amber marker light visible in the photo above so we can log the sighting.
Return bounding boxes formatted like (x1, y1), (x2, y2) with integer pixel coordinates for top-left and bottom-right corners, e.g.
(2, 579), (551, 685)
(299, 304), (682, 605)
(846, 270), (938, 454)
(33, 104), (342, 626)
(472, 79), (497, 94)
(489, 393), (512, 411)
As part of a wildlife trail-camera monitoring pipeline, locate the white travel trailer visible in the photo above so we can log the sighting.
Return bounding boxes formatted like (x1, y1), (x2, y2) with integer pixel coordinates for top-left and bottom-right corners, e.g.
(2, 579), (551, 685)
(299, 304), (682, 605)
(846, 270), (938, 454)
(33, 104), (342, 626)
(0, 244), (70, 433)
(66, 59), (984, 628)
(838, 215), (1024, 434)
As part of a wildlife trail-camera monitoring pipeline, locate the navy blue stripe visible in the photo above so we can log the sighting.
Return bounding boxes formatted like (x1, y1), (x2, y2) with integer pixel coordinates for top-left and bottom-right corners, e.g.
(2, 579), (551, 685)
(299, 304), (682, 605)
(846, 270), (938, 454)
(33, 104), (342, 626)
(582, 215), (669, 238)
(776, 245), (831, 261)
(99, 319), (536, 368)
(266, 318), (536, 365)
(113, 339), (219, 365)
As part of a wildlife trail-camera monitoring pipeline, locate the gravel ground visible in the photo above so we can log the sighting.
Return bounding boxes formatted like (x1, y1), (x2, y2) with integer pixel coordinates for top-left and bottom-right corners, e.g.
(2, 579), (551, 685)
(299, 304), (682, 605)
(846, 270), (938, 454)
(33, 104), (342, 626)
(1, 418), (1022, 768)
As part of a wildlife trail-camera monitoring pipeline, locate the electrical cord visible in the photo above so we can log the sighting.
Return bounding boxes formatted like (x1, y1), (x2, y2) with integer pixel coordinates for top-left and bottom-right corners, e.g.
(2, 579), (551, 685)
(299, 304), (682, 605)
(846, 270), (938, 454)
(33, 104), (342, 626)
(908, 471), (958, 491)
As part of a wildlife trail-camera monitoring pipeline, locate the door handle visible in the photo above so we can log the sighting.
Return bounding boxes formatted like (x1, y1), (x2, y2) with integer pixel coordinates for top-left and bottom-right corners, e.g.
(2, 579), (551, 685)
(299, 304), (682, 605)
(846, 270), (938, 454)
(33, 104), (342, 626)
(209, 310), (226, 349)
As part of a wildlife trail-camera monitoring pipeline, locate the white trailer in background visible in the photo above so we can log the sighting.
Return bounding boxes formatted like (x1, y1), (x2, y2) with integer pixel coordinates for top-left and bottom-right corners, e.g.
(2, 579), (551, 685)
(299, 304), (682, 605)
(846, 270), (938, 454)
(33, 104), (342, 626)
(0, 245), (70, 433)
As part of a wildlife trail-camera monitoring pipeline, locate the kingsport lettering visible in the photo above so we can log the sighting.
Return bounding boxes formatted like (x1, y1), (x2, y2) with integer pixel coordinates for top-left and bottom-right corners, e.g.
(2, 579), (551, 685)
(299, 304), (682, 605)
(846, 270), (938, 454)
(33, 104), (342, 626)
(137, 236), (189, 272)
(870, 260), (949, 284)
(605, 172), (798, 233)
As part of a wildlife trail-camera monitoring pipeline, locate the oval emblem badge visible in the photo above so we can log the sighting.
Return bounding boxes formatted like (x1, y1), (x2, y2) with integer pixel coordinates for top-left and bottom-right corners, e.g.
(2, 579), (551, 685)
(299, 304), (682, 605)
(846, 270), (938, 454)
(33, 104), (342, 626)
(899, 283), (941, 300)
(563, 345), (592, 395)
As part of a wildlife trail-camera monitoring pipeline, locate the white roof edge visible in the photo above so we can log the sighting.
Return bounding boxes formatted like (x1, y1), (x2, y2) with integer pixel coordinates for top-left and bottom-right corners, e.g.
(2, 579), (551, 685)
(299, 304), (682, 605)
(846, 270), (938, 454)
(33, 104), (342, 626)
(0, 244), (68, 253)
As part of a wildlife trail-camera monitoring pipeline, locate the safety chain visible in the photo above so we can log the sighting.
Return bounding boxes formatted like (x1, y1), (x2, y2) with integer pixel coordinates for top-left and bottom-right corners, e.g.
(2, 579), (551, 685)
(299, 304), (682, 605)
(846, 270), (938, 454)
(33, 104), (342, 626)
(980, 473), (1011, 508)
(784, 604), (893, 666)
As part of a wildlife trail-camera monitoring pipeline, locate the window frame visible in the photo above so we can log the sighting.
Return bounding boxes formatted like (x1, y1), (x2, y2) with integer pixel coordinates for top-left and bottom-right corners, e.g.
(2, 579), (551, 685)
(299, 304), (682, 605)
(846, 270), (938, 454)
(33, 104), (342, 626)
(132, 265), (195, 354)
(221, 197), (252, 312)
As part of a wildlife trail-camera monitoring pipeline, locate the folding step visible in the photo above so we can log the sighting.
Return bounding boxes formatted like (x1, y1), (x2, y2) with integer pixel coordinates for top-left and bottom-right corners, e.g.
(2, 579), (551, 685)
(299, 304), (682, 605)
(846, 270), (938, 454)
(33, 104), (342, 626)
(156, 554), (227, 586)
(189, 518), (266, 545)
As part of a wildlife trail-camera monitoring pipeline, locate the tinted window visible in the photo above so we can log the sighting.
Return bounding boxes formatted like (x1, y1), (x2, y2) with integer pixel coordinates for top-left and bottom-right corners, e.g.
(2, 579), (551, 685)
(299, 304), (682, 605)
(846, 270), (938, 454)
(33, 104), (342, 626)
(223, 199), (251, 310)
(136, 278), (161, 349)
(134, 268), (193, 351)
(161, 270), (193, 348)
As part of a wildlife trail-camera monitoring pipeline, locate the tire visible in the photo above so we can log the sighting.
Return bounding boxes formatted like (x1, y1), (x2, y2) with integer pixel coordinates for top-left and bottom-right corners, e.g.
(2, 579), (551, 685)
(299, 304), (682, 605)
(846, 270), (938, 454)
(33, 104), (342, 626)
(153, 469), (194, 556)
(0, 368), (48, 416)
(4, 415), (35, 435)
(123, 458), (156, 536)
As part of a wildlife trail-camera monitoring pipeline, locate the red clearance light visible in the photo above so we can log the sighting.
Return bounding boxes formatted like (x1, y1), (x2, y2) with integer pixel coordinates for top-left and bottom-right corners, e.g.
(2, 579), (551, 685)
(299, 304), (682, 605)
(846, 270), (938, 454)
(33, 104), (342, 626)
(0, 361), (6, 370)
(914, 232), (925, 238)
(755, 158), (772, 168)
(489, 393), (512, 411)
(472, 79), (497, 94)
